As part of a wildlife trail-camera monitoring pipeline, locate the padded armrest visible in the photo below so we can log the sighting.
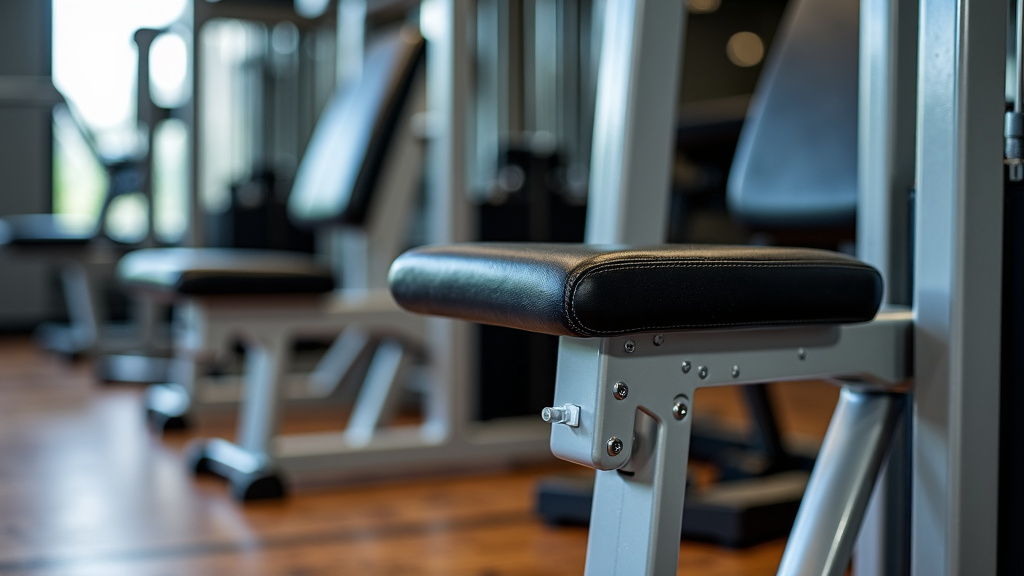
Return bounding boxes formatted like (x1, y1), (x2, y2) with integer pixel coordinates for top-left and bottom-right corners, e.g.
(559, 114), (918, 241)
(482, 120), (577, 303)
(388, 243), (883, 337)
(118, 248), (335, 298)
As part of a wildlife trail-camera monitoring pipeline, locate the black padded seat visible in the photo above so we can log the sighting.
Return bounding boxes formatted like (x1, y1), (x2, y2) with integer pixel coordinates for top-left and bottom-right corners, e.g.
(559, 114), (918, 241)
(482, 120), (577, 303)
(0, 214), (96, 247)
(118, 248), (335, 299)
(118, 27), (423, 305)
(388, 243), (883, 337)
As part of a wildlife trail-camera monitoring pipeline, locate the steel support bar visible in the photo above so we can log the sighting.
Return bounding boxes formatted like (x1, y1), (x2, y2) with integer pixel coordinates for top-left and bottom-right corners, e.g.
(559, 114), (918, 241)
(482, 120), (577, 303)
(584, 0), (685, 245)
(345, 339), (411, 445)
(550, 311), (911, 475)
(778, 389), (906, 576)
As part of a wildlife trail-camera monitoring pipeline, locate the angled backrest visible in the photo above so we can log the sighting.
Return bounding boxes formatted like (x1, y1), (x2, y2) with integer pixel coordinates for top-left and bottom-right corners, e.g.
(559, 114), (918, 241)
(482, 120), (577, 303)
(287, 26), (426, 228)
(727, 0), (859, 230)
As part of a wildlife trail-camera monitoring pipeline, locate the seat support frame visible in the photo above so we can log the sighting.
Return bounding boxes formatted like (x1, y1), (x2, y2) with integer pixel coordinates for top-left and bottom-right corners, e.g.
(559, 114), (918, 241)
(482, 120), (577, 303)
(544, 310), (911, 575)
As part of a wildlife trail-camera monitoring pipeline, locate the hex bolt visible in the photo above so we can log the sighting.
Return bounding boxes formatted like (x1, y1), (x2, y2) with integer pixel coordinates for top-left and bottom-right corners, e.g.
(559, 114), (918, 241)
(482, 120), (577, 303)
(672, 396), (690, 421)
(698, 366), (708, 379)
(613, 381), (629, 400)
(653, 334), (665, 346)
(798, 347), (807, 361)
(624, 340), (636, 353)
(731, 366), (740, 378)
(607, 437), (624, 456)
(681, 361), (691, 374)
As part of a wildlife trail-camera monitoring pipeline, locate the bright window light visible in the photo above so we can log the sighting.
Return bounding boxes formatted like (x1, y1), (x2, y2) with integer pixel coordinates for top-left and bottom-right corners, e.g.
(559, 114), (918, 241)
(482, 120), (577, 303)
(52, 0), (187, 240)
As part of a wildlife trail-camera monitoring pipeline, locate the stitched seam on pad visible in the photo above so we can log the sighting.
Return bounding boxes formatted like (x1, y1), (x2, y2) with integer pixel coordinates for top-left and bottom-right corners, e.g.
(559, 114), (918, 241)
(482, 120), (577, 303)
(564, 261), (875, 336)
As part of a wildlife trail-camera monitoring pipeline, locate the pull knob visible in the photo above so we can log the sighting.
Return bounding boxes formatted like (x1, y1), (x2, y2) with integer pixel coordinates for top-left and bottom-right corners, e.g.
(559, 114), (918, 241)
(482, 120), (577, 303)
(541, 404), (580, 428)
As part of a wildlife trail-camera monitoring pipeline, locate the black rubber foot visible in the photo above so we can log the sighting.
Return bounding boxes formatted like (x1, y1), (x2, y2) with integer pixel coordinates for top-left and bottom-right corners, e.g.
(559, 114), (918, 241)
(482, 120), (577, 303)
(184, 442), (216, 475)
(231, 473), (286, 501)
(146, 408), (189, 433)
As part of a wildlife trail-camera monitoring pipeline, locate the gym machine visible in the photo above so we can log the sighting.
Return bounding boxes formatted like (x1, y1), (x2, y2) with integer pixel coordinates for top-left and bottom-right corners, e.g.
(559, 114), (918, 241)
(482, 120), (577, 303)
(390, 0), (1009, 575)
(534, 0), (858, 548)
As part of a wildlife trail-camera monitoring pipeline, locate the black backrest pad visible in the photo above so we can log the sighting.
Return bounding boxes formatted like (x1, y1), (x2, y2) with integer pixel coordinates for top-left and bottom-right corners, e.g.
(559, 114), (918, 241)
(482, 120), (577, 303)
(727, 0), (859, 229)
(287, 27), (425, 227)
(389, 243), (883, 337)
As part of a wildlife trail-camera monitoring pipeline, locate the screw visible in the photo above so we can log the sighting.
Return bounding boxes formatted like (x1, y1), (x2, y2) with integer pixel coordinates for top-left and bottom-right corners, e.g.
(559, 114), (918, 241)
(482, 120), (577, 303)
(672, 396), (690, 421)
(681, 361), (691, 374)
(798, 348), (807, 360)
(653, 334), (665, 346)
(731, 366), (740, 378)
(698, 366), (708, 379)
(624, 340), (636, 353)
(607, 437), (624, 456)
(613, 381), (629, 400)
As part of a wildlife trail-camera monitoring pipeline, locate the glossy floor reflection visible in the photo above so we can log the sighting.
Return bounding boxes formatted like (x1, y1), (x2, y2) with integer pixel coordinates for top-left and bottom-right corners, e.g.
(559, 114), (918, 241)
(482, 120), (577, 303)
(0, 335), (839, 575)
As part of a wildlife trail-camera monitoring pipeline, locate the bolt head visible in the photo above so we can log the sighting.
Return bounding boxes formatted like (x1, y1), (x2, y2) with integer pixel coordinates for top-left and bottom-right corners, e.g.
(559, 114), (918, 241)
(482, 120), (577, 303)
(673, 402), (689, 420)
(731, 366), (740, 378)
(798, 348), (807, 360)
(607, 437), (624, 456)
(624, 340), (636, 353)
(653, 334), (665, 346)
(698, 366), (708, 379)
(681, 361), (691, 374)
(613, 381), (629, 400)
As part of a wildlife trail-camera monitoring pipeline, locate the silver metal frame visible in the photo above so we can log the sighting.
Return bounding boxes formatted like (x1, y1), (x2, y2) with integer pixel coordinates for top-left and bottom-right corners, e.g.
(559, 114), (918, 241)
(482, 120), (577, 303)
(583, 0), (684, 245)
(544, 312), (912, 576)
(854, 0), (918, 572)
(912, 0), (1005, 574)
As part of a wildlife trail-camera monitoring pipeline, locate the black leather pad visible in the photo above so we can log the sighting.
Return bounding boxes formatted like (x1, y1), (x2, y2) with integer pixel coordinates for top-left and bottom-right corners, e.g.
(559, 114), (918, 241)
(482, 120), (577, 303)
(0, 214), (96, 247)
(389, 243), (882, 337)
(287, 26), (425, 227)
(118, 248), (335, 297)
(727, 0), (859, 229)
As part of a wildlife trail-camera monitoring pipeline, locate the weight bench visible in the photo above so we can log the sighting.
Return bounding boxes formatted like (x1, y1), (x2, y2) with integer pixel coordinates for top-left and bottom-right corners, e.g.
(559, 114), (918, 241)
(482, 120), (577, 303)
(388, 243), (912, 575)
(118, 26), (553, 500)
(0, 100), (160, 365)
(119, 25), (427, 440)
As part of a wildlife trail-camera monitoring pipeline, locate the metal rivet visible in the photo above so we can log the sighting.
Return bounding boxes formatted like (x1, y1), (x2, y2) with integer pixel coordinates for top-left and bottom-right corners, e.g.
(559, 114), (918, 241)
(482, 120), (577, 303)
(653, 334), (665, 346)
(607, 437), (624, 456)
(731, 366), (740, 378)
(672, 396), (690, 421)
(681, 361), (691, 374)
(698, 366), (708, 379)
(624, 340), (636, 353)
(613, 381), (629, 400)
(798, 348), (807, 360)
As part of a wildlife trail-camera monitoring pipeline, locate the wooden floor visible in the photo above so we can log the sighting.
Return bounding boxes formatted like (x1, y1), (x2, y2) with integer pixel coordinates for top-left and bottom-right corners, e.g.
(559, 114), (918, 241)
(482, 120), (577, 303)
(0, 335), (840, 575)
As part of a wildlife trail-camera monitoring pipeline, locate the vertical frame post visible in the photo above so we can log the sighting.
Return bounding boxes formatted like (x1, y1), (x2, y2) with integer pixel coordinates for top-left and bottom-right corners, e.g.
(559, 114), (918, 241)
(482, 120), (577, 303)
(583, 0), (685, 245)
(913, 0), (1005, 574)
(855, 0), (917, 573)
(421, 0), (477, 439)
